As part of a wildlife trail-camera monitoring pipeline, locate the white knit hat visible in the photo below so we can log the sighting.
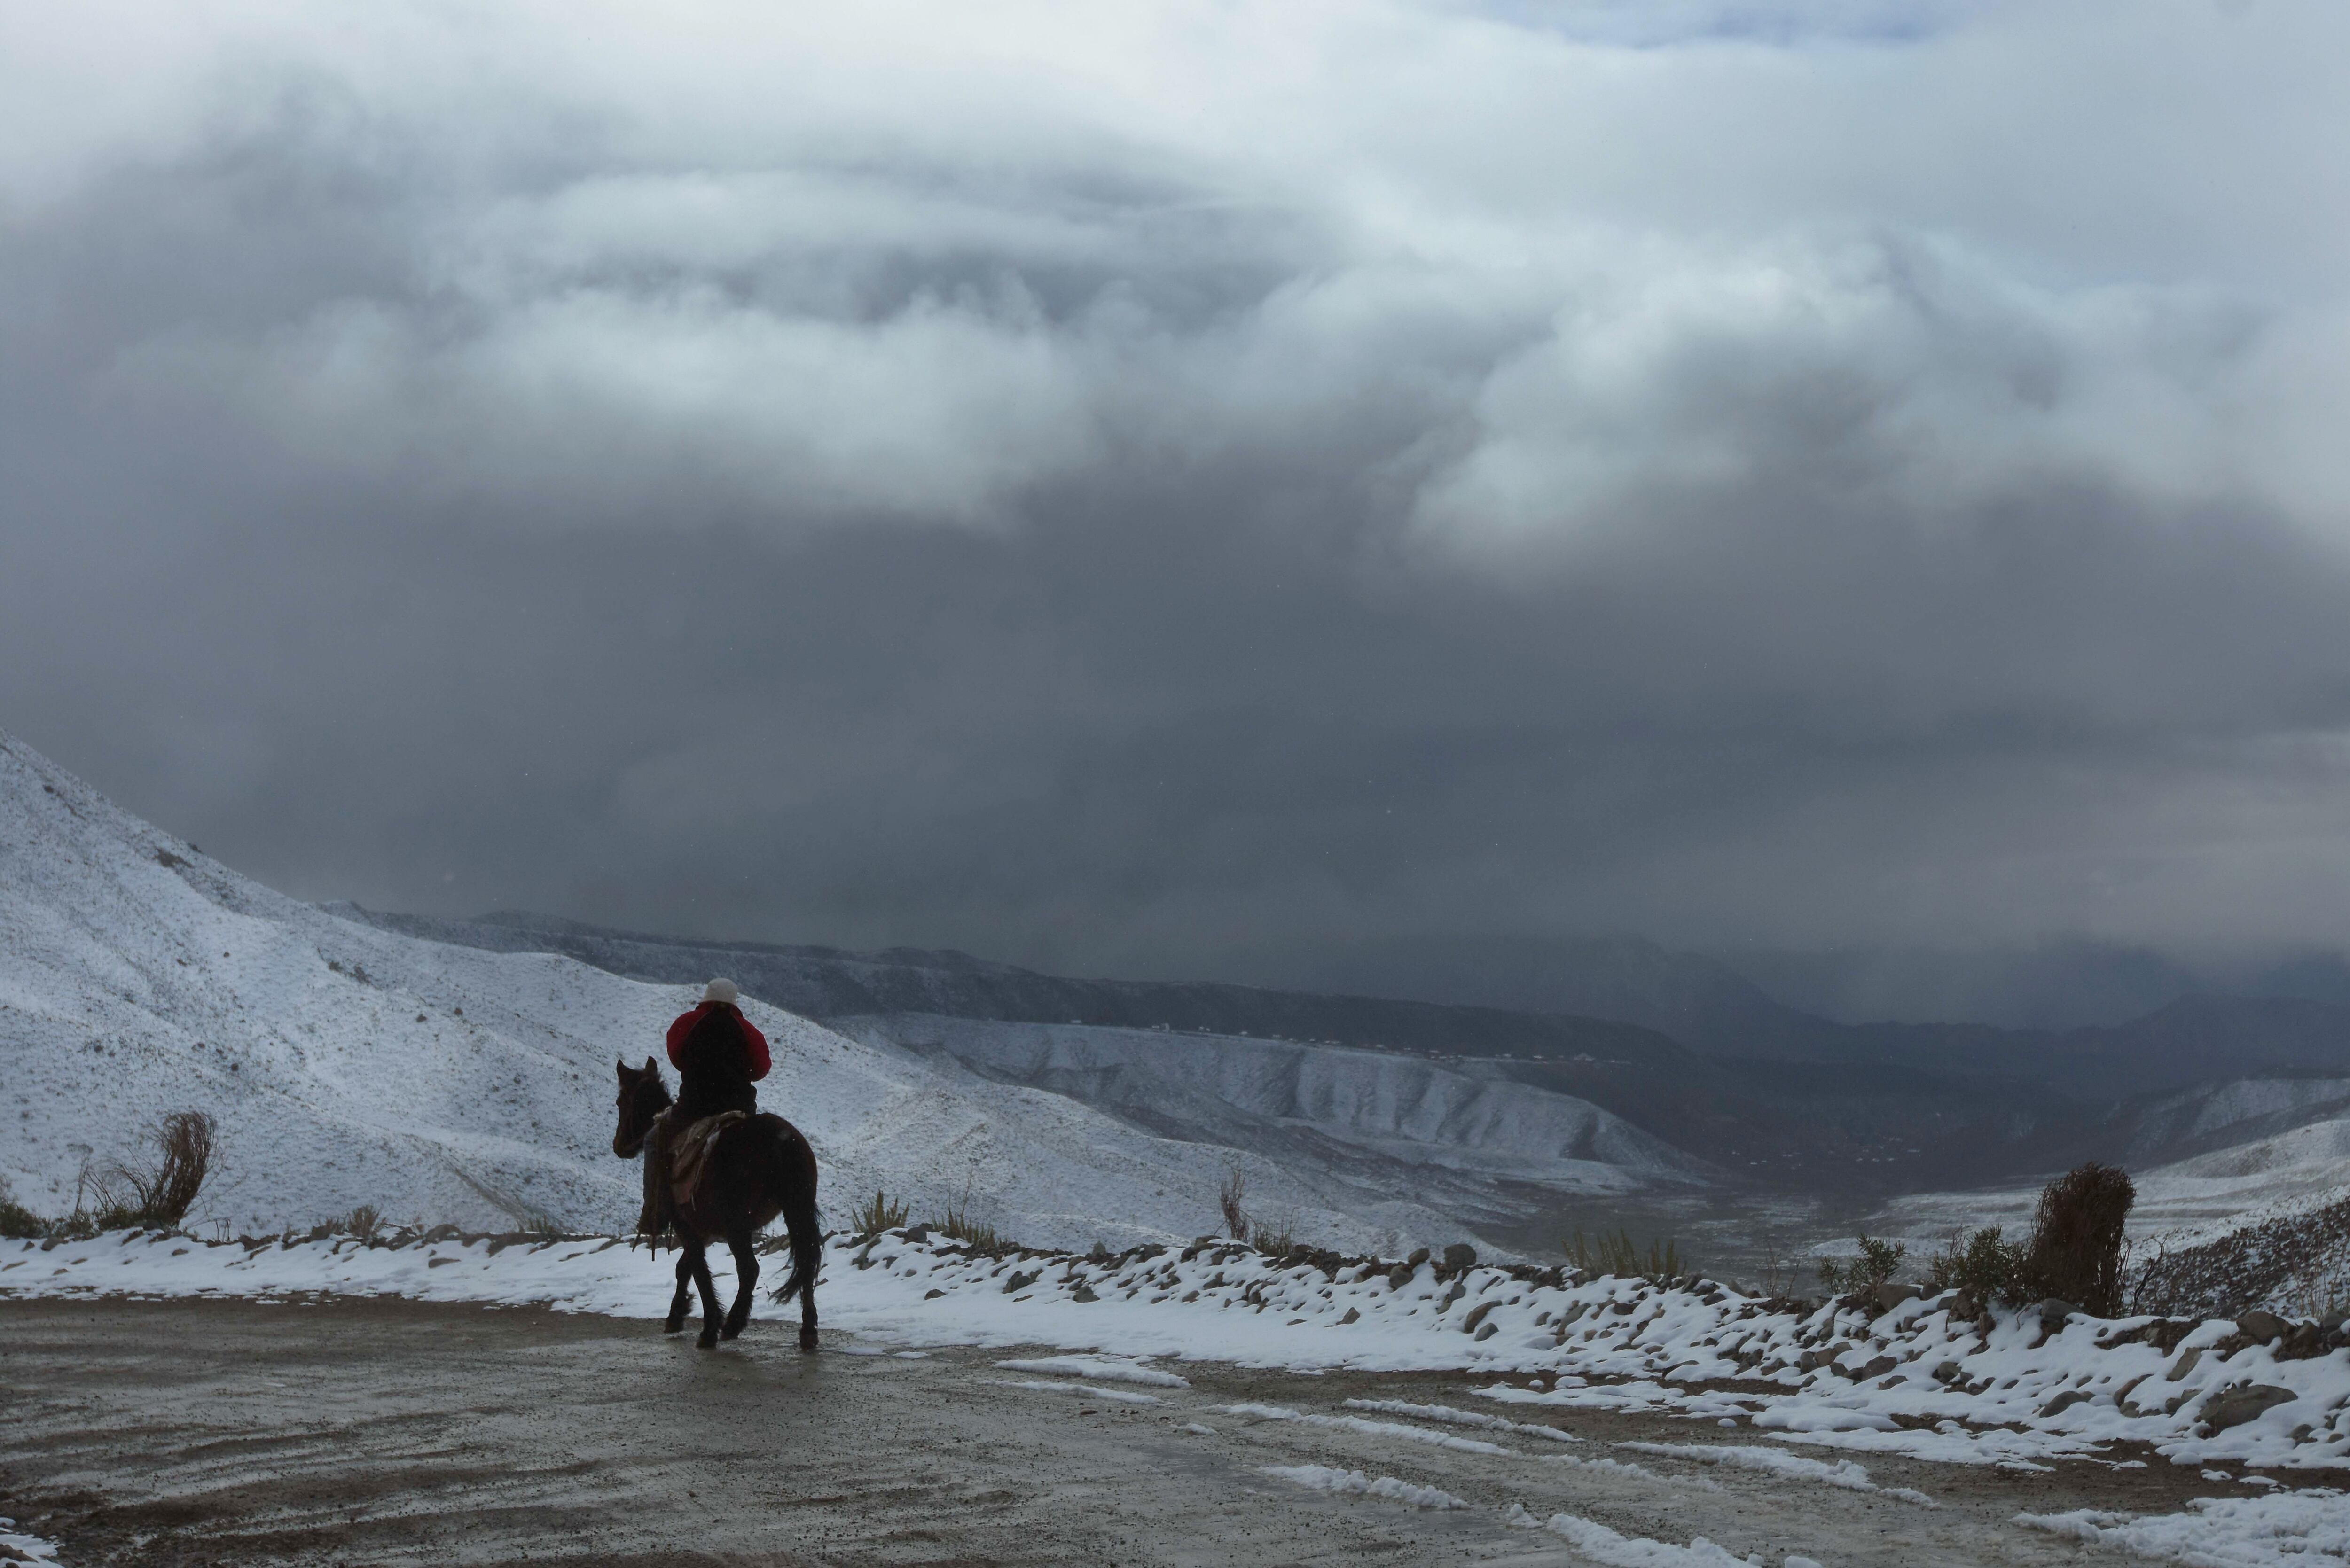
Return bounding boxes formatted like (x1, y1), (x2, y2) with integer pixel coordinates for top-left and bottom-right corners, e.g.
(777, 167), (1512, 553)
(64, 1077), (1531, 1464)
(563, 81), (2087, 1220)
(703, 977), (739, 1006)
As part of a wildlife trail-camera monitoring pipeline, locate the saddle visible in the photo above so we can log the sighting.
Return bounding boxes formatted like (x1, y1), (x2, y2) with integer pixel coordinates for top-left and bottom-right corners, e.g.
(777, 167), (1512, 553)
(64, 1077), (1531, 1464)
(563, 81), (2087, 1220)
(639, 1108), (791, 1244)
(667, 1109), (747, 1211)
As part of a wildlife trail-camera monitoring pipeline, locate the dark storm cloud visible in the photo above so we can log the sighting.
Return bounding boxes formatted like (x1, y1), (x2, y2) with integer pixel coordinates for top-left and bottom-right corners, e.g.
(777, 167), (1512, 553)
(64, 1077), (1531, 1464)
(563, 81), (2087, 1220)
(5, 0), (2350, 982)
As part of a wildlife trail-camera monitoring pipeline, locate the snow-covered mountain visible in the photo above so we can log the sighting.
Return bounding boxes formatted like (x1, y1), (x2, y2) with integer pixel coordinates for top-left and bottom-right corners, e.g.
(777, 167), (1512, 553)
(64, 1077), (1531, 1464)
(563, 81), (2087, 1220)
(0, 730), (1699, 1251)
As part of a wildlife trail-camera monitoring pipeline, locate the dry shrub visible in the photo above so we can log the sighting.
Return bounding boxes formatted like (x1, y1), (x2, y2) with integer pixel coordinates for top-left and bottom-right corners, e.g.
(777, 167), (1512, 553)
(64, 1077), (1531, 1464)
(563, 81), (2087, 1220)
(2027, 1162), (2135, 1315)
(0, 1174), (44, 1239)
(345, 1204), (384, 1240)
(94, 1112), (217, 1229)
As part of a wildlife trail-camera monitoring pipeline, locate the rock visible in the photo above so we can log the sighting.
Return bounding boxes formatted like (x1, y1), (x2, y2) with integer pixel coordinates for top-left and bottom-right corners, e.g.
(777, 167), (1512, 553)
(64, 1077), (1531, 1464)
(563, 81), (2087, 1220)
(1337, 1307), (1360, 1325)
(1950, 1290), (1984, 1322)
(1002, 1270), (1040, 1295)
(1387, 1263), (1416, 1288)
(2165, 1346), (2203, 1381)
(1857, 1355), (1898, 1381)
(1932, 1360), (1963, 1384)
(1798, 1348), (1838, 1372)
(900, 1225), (929, 1243)
(1443, 1242), (1478, 1271)
(1462, 1301), (1498, 1333)
(1406, 1247), (1431, 1266)
(2201, 1384), (2297, 1434)
(2039, 1389), (2093, 1418)
(1473, 1321), (1500, 1341)
(1071, 1284), (1099, 1303)
(2237, 1310), (2290, 1343)
(1873, 1282), (1922, 1314)
(2037, 1299), (2081, 1329)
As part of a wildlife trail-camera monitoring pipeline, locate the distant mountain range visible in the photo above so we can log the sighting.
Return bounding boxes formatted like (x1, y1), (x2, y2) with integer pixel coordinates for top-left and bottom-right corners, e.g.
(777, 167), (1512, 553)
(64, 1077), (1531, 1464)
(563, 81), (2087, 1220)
(348, 907), (2350, 1196)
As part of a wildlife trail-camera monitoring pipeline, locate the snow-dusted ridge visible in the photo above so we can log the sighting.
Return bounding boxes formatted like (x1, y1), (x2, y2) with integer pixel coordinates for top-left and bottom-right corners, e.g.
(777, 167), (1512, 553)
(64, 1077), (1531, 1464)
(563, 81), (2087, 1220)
(19, 1225), (2350, 1477)
(0, 729), (1690, 1251)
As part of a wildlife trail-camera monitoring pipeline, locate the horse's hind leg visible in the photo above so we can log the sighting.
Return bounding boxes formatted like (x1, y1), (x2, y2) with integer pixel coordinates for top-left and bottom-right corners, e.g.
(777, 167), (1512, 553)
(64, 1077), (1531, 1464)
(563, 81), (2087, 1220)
(721, 1229), (759, 1341)
(665, 1251), (693, 1334)
(687, 1241), (725, 1349)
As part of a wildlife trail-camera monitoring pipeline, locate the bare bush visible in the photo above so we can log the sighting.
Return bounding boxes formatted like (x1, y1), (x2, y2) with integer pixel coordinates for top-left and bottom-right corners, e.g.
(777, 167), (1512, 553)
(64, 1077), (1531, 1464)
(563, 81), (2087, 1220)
(2026, 1162), (2134, 1315)
(345, 1204), (383, 1240)
(1217, 1166), (1251, 1243)
(92, 1112), (217, 1230)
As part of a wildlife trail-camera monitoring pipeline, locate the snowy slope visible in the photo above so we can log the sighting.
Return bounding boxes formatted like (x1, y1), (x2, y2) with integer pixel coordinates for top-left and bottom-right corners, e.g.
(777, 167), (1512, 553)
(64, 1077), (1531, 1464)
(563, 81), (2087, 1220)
(1864, 1101), (2350, 1261)
(834, 1014), (1712, 1191)
(0, 732), (1692, 1250)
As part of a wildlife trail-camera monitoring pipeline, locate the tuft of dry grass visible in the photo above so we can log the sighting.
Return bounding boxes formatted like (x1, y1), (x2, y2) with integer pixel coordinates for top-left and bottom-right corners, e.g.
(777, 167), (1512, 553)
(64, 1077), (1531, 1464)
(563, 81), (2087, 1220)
(0, 1174), (44, 1239)
(1218, 1166), (1251, 1243)
(344, 1204), (384, 1240)
(1568, 1227), (1687, 1284)
(853, 1190), (911, 1237)
(932, 1199), (1005, 1254)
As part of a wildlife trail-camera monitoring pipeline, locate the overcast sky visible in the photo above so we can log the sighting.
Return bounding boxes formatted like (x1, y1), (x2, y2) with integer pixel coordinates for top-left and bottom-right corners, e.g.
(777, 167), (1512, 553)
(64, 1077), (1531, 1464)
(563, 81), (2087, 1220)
(5, 0), (2349, 984)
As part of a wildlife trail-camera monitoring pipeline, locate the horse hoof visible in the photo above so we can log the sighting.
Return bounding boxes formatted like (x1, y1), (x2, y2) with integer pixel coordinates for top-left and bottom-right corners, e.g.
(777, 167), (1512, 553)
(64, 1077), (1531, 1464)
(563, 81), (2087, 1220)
(720, 1324), (743, 1341)
(799, 1331), (819, 1353)
(697, 1332), (719, 1350)
(662, 1320), (685, 1335)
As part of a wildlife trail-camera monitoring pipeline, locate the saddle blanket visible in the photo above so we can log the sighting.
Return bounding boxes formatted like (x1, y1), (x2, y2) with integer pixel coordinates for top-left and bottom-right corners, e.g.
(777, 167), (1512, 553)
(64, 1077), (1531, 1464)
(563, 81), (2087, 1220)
(669, 1109), (748, 1204)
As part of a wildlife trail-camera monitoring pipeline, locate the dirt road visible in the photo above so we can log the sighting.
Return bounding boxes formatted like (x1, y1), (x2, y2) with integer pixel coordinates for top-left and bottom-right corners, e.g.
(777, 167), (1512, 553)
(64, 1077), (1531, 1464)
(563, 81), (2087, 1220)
(0, 1297), (2251, 1565)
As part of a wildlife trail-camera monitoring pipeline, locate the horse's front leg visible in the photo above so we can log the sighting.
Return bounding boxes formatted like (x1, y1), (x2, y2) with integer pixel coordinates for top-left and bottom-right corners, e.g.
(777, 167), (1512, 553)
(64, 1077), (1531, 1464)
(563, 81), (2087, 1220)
(721, 1228), (759, 1341)
(687, 1240), (725, 1349)
(665, 1250), (693, 1334)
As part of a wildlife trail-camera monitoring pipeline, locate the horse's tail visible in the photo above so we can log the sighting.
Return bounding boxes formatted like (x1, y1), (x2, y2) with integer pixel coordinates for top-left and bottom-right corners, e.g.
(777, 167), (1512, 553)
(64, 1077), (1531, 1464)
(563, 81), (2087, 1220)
(769, 1130), (823, 1307)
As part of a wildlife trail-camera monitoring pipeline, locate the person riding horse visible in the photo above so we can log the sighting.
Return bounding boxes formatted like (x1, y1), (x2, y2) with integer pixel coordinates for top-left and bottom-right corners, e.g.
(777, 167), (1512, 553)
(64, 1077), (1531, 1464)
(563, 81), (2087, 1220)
(637, 978), (770, 1238)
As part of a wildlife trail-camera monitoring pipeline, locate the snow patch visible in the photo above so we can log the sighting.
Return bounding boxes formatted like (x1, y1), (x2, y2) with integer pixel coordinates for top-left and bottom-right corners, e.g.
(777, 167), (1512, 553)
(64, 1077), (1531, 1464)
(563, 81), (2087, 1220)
(1505, 1503), (1764, 1564)
(1259, 1465), (1465, 1510)
(2016, 1490), (2350, 1567)
(996, 1355), (1188, 1388)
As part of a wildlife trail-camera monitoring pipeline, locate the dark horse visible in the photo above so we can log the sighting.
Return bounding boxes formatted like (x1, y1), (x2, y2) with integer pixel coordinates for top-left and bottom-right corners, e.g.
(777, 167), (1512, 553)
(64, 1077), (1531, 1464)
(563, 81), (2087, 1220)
(612, 1056), (823, 1350)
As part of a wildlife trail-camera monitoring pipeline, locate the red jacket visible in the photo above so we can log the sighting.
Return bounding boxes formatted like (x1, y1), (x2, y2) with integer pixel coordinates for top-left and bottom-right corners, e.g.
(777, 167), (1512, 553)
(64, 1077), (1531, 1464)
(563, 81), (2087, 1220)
(666, 1001), (771, 1080)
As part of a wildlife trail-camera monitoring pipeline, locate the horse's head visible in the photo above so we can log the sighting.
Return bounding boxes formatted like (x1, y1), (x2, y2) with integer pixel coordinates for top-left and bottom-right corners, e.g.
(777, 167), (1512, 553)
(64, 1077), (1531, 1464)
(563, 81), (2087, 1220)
(612, 1055), (673, 1158)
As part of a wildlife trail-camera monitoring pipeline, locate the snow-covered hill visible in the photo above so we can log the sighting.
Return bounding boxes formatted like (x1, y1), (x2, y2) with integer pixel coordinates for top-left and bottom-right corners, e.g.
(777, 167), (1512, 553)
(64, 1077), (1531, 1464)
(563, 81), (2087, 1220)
(1863, 1098), (2350, 1264)
(833, 1014), (1713, 1192)
(0, 731), (1695, 1250)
